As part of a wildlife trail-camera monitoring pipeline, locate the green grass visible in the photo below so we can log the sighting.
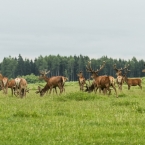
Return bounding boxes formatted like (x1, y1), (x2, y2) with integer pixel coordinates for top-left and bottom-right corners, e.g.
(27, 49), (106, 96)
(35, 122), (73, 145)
(0, 81), (145, 145)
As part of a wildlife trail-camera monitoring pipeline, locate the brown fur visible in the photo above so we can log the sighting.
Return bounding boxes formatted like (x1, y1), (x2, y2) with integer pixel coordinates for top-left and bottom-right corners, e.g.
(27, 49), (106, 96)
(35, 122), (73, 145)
(86, 61), (118, 97)
(113, 64), (127, 90)
(8, 79), (16, 96)
(124, 76), (142, 90)
(77, 71), (86, 91)
(39, 70), (66, 94)
(19, 78), (28, 97)
(0, 73), (9, 94)
(36, 76), (64, 96)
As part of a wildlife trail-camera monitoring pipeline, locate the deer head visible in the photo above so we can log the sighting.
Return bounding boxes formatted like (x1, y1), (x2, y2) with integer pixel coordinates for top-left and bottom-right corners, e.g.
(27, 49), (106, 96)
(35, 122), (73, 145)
(39, 69), (50, 76)
(113, 64), (129, 76)
(124, 64), (130, 76)
(77, 71), (84, 78)
(35, 86), (45, 97)
(39, 70), (50, 80)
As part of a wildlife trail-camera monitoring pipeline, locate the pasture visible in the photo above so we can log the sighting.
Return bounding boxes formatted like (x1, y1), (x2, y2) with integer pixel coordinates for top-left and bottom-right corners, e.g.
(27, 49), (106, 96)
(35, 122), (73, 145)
(0, 79), (145, 145)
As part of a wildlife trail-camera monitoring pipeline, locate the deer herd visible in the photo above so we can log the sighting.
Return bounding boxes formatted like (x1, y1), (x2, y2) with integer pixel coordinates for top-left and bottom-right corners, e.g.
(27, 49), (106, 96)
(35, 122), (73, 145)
(0, 61), (143, 98)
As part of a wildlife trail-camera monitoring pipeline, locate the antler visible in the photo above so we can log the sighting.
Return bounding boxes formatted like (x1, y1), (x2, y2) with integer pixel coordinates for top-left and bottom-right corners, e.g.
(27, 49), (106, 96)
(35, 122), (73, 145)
(39, 69), (50, 76)
(124, 64), (130, 70)
(124, 64), (130, 74)
(86, 61), (105, 73)
(113, 64), (124, 72)
(86, 61), (94, 73)
(98, 61), (106, 73)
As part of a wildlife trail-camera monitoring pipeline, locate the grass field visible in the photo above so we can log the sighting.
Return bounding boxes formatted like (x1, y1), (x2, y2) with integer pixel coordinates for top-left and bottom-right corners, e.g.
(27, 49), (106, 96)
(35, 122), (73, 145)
(0, 80), (145, 145)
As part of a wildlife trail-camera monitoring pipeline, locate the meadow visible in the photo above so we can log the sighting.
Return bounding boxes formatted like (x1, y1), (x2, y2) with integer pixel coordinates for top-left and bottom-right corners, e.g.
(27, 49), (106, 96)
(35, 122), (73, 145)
(0, 79), (145, 145)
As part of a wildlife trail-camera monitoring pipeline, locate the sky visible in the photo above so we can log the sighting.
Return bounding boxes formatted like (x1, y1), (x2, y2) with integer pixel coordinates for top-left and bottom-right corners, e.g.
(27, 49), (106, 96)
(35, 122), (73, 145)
(0, 0), (145, 62)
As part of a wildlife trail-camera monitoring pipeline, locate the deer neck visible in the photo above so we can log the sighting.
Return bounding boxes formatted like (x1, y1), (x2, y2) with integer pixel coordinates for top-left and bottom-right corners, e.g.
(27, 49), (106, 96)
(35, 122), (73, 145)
(42, 83), (50, 92)
(42, 76), (49, 82)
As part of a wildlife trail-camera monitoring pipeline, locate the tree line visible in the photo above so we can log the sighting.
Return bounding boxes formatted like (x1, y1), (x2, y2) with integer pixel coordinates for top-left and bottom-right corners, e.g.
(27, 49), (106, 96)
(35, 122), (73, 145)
(0, 54), (145, 81)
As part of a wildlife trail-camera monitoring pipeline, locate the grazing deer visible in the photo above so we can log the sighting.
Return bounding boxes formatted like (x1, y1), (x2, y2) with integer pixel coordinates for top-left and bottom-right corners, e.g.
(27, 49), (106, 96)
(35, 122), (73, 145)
(14, 77), (29, 97)
(77, 71), (86, 91)
(0, 73), (9, 94)
(39, 70), (66, 94)
(36, 70), (64, 96)
(86, 61), (118, 97)
(124, 68), (142, 90)
(113, 64), (128, 90)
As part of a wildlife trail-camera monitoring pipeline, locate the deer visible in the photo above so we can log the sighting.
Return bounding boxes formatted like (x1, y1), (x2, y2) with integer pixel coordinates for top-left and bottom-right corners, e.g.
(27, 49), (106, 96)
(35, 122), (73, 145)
(36, 77), (64, 97)
(123, 67), (142, 90)
(86, 61), (118, 97)
(77, 71), (86, 91)
(61, 76), (69, 93)
(113, 64), (128, 91)
(0, 73), (9, 95)
(38, 70), (66, 94)
(14, 77), (29, 97)
(36, 70), (64, 96)
(8, 79), (16, 96)
(19, 78), (28, 97)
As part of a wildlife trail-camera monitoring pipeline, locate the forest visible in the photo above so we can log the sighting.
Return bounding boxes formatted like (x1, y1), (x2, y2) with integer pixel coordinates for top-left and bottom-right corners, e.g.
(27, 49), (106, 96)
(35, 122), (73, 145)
(0, 54), (145, 81)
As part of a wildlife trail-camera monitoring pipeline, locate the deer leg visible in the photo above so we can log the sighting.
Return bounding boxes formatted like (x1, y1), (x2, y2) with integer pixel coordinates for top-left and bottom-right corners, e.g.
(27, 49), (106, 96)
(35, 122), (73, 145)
(11, 88), (13, 96)
(49, 87), (53, 94)
(139, 85), (142, 89)
(111, 85), (118, 98)
(107, 88), (111, 96)
(55, 87), (57, 94)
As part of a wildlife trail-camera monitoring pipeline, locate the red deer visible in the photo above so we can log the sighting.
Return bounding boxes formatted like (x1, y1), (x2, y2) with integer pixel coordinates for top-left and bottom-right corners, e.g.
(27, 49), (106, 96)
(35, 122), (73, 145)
(8, 79), (16, 96)
(61, 76), (68, 92)
(14, 77), (21, 96)
(14, 77), (29, 97)
(113, 64), (128, 90)
(86, 61), (118, 97)
(77, 71), (86, 91)
(124, 68), (142, 90)
(0, 73), (9, 94)
(36, 70), (64, 96)
(19, 78), (28, 97)
(36, 77), (64, 97)
(39, 70), (66, 94)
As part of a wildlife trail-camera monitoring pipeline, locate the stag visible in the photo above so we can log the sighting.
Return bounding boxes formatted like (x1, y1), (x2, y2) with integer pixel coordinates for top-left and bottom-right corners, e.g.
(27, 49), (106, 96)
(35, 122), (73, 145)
(0, 73), (9, 94)
(39, 70), (66, 94)
(36, 70), (64, 96)
(77, 71), (86, 91)
(86, 61), (118, 97)
(124, 68), (142, 90)
(113, 64), (128, 90)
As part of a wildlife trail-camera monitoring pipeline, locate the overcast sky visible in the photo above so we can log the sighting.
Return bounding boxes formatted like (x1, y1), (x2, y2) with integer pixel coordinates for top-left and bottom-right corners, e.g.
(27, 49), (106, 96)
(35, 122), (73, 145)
(0, 0), (145, 62)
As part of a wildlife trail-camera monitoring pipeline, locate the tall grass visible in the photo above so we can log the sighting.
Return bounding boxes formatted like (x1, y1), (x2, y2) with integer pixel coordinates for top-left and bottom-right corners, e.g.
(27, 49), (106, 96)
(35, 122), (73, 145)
(0, 81), (145, 145)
